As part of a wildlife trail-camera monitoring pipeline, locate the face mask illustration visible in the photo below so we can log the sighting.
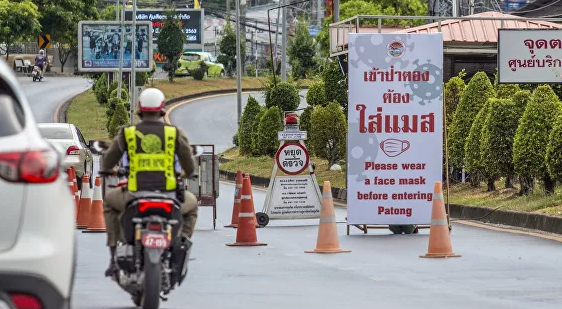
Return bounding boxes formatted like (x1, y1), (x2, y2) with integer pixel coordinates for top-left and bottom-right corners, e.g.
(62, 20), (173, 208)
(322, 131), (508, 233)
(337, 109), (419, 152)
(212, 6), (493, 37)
(380, 139), (410, 157)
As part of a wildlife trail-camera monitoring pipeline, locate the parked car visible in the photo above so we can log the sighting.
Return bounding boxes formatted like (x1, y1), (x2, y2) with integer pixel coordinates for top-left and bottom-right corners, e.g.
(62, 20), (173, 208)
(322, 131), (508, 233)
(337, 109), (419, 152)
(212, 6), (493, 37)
(37, 123), (94, 189)
(175, 52), (225, 77)
(0, 58), (76, 309)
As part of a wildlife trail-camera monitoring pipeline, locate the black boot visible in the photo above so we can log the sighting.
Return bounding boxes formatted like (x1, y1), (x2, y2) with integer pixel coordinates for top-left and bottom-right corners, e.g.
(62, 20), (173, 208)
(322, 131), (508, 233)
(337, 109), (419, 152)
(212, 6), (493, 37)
(104, 246), (117, 277)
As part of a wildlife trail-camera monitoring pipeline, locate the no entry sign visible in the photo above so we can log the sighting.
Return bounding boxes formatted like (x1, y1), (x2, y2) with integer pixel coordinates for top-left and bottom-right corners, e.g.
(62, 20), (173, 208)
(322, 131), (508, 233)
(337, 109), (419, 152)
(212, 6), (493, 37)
(275, 143), (309, 175)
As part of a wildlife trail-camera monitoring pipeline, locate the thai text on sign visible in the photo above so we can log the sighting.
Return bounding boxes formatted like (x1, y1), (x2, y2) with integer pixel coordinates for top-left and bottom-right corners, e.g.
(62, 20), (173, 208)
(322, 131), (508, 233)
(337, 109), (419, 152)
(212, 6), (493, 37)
(347, 33), (444, 225)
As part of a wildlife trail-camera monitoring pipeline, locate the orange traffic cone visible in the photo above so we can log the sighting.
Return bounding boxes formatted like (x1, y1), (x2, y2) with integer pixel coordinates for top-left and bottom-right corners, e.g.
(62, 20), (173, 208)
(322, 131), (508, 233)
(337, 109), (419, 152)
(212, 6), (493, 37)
(225, 170), (243, 228)
(76, 175), (92, 229)
(83, 176), (106, 233)
(244, 173), (263, 229)
(226, 175), (267, 247)
(420, 182), (461, 258)
(66, 168), (74, 194)
(306, 181), (350, 254)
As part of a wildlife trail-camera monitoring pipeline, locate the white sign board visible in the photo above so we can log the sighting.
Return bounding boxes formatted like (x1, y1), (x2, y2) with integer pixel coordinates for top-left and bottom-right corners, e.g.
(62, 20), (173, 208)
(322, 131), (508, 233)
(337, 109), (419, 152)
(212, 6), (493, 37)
(498, 29), (562, 83)
(275, 143), (309, 175)
(278, 131), (307, 140)
(347, 33), (444, 225)
(267, 176), (322, 219)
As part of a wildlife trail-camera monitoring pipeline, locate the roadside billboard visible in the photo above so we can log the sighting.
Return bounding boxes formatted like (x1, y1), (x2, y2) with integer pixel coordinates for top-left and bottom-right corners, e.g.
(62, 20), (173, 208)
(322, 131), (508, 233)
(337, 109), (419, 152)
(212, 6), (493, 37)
(77, 21), (153, 72)
(125, 8), (204, 62)
(498, 29), (562, 84)
(347, 33), (444, 225)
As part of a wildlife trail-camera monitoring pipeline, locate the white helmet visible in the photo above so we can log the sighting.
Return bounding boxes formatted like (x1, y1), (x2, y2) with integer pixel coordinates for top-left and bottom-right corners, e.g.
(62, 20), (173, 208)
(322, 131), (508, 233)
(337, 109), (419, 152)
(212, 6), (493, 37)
(138, 88), (165, 112)
(39, 49), (44, 55)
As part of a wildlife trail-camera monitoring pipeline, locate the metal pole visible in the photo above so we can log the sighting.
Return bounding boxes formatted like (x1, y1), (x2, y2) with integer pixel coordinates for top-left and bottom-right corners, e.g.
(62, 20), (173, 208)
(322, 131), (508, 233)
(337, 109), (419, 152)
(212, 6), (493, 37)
(235, 0), (242, 123)
(452, 0), (459, 17)
(117, 0), (126, 100)
(333, 0), (339, 22)
(273, 2), (281, 63)
(267, 9), (277, 85)
(281, 0), (287, 82)
(317, 0), (322, 28)
(130, 0), (137, 125)
(116, 0), (119, 20)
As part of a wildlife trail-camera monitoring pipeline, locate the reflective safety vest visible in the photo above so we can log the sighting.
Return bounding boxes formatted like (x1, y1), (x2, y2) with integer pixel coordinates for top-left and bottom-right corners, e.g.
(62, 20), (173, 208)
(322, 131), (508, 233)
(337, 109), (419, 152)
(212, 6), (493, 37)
(123, 125), (177, 192)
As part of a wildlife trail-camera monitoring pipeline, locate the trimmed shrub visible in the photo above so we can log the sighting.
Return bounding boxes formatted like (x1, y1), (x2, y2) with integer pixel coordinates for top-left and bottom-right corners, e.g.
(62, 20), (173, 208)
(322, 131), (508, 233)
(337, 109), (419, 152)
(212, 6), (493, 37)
(299, 106), (314, 152)
(251, 107), (267, 156)
(310, 101), (347, 167)
(448, 71), (495, 170)
(464, 98), (493, 188)
(238, 95), (262, 155)
(255, 106), (284, 156)
(306, 80), (326, 106)
(136, 72), (149, 86)
(481, 98), (521, 188)
(267, 82), (300, 111)
(106, 97), (130, 131)
(110, 87), (130, 101)
(232, 133), (239, 146)
(108, 102), (130, 139)
(546, 115), (562, 181)
(496, 84), (520, 99)
(512, 90), (532, 116)
(191, 61), (208, 80)
(513, 85), (562, 194)
(444, 72), (466, 127)
(322, 60), (347, 113)
(94, 73), (109, 105)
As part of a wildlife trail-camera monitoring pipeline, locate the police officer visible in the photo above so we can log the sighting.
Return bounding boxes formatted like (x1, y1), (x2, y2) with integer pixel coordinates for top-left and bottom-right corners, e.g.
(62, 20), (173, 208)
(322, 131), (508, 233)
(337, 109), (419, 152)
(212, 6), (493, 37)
(100, 88), (198, 277)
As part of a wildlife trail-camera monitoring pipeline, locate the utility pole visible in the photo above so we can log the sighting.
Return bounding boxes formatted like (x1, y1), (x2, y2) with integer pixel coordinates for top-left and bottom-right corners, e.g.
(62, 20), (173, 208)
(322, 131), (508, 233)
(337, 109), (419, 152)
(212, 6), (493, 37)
(452, 0), (459, 17)
(227, 0), (231, 19)
(117, 0), (126, 101)
(130, 0), (137, 124)
(273, 1), (281, 66)
(116, 0), (119, 20)
(469, 0), (475, 15)
(333, 0), (339, 22)
(317, 0), (322, 28)
(281, 0), (287, 82)
(235, 0), (242, 123)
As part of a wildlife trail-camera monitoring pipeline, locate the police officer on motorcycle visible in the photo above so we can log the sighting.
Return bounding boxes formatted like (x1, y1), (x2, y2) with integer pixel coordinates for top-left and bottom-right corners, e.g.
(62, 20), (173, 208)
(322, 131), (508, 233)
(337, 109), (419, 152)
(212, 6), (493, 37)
(99, 88), (199, 277)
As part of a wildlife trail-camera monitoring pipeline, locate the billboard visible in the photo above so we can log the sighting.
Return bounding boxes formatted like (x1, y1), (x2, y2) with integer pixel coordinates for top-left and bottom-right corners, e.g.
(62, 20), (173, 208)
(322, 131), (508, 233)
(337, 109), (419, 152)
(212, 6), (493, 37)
(498, 29), (562, 84)
(125, 9), (204, 47)
(77, 21), (153, 72)
(347, 33), (444, 225)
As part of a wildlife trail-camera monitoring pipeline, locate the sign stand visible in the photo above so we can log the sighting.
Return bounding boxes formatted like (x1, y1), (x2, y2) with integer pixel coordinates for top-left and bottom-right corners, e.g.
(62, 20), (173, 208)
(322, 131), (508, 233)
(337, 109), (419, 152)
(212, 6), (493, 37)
(256, 112), (323, 227)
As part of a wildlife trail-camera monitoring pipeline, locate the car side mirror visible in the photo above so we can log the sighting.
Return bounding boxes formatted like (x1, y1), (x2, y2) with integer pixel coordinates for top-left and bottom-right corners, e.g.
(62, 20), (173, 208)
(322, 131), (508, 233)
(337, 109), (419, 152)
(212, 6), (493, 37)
(88, 140), (109, 154)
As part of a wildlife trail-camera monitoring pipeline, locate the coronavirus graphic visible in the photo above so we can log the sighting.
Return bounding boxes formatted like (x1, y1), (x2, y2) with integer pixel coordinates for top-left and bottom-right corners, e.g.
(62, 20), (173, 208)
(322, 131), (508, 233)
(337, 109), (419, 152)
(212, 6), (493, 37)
(404, 59), (443, 106)
(348, 120), (379, 183)
(348, 34), (415, 70)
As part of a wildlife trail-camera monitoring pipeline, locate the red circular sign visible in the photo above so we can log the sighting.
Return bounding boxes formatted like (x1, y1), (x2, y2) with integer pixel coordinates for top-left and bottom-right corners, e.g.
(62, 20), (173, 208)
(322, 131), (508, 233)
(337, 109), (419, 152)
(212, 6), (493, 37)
(275, 143), (309, 175)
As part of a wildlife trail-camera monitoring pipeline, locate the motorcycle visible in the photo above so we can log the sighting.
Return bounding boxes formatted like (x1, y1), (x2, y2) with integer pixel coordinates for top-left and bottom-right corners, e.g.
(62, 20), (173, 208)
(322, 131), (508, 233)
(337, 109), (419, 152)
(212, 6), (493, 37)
(91, 141), (204, 309)
(32, 65), (43, 82)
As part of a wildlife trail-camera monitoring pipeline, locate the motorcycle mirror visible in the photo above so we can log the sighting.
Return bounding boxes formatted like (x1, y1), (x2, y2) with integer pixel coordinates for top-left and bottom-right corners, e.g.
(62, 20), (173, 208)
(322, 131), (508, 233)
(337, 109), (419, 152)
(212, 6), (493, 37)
(88, 140), (109, 154)
(192, 145), (205, 157)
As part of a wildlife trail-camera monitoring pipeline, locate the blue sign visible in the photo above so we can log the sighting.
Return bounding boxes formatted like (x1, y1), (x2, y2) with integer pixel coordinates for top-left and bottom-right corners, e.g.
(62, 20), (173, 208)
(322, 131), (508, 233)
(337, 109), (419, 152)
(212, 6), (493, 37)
(309, 26), (319, 36)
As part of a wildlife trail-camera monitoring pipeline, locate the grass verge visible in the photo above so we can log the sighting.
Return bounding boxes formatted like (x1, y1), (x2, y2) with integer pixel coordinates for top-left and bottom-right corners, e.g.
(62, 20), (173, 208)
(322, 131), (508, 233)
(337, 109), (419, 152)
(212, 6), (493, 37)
(67, 76), (312, 142)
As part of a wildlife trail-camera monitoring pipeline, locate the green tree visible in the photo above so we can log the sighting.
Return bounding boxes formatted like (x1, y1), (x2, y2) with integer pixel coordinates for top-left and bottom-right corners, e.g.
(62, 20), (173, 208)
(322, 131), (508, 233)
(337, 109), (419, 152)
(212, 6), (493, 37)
(546, 115), (562, 182)
(108, 101), (130, 139)
(310, 101), (347, 167)
(251, 107), (267, 156)
(94, 73), (109, 105)
(464, 98), (493, 189)
(322, 60), (348, 114)
(299, 106), (314, 152)
(287, 18), (316, 80)
(0, 0), (42, 60)
(218, 22), (246, 77)
(158, 6), (186, 82)
(238, 95), (261, 155)
(513, 85), (562, 195)
(481, 98), (521, 189)
(306, 80), (327, 106)
(448, 72), (495, 171)
(267, 82), (300, 111)
(444, 70), (466, 127)
(255, 106), (283, 156)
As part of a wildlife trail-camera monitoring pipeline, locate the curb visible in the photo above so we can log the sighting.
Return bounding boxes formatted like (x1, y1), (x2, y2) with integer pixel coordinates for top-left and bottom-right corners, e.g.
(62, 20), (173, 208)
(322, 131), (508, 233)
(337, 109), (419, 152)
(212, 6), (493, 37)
(55, 92), (83, 123)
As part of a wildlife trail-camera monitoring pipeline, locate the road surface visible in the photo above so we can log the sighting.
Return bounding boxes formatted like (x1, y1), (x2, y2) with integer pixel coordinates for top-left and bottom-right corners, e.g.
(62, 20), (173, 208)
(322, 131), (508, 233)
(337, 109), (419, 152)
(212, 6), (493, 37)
(168, 90), (308, 154)
(19, 76), (91, 123)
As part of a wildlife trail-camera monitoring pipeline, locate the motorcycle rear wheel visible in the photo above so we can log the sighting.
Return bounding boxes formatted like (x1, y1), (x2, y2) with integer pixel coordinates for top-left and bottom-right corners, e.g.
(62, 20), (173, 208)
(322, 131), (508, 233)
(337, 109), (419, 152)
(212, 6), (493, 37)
(141, 251), (162, 309)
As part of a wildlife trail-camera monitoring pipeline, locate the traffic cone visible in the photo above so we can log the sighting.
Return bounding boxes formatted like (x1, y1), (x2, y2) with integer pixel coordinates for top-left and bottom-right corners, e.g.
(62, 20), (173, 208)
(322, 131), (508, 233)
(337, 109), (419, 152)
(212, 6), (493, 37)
(70, 166), (80, 218)
(83, 176), (106, 233)
(244, 173), (263, 229)
(66, 168), (74, 195)
(76, 175), (92, 229)
(306, 181), (350, 254)
(224, 170), (243, 228)
(420, 182), (461, 258)
(226, 175), (267, 247)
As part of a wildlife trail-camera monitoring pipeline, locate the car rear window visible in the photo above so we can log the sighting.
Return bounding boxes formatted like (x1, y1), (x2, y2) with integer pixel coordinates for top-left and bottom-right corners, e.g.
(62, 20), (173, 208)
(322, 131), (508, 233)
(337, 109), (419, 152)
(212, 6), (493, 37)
(38, 126), (73, 139)
(182, 54), (200, 61)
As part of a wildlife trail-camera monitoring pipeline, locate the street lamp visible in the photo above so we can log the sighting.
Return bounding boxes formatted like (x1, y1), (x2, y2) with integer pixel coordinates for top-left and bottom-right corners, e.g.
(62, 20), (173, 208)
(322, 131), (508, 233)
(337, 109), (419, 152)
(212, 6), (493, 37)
(267, 0), (311, 86)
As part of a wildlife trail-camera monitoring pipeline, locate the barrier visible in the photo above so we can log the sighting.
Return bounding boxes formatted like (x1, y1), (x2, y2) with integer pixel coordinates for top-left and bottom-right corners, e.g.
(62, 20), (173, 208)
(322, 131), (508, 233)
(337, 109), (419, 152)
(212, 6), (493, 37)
(185, 144), (219, 229)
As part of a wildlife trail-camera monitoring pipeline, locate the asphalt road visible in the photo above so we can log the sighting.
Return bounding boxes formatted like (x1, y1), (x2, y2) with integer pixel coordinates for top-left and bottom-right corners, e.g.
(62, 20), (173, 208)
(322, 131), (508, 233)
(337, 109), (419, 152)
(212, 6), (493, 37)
(18, 76), (91, 123)
(168, 90), (309, 154)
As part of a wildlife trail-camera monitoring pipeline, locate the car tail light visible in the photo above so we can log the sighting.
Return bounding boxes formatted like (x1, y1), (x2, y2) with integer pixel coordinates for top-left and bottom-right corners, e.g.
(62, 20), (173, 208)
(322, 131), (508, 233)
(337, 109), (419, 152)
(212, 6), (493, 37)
(138, 200), (173, 213)
(9, 294), (42, 309)
(0, 149), (59, 183)
(66, 145), (80, 155)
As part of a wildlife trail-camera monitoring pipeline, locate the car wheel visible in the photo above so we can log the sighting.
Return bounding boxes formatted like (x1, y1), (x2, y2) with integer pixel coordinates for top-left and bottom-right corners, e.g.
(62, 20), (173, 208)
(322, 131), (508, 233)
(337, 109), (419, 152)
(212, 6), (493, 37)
(220, 70), (225, 78)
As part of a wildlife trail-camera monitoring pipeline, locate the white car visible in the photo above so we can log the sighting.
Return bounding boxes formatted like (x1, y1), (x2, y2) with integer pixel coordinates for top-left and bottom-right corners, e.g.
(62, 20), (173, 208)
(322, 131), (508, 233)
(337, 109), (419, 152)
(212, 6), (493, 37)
(0, 58), (76, 308)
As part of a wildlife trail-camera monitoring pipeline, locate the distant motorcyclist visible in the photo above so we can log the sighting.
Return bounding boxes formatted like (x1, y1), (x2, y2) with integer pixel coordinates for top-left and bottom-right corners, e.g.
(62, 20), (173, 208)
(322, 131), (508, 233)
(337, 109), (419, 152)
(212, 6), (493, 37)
(34, 49), (47, 74)
(99, 88), (199, 277)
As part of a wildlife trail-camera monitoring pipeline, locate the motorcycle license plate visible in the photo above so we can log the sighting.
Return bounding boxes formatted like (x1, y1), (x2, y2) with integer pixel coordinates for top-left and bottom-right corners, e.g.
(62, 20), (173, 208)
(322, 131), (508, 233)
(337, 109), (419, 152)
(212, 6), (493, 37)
(141, 233), (170, 249)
